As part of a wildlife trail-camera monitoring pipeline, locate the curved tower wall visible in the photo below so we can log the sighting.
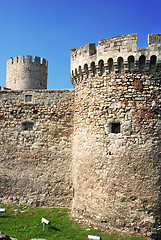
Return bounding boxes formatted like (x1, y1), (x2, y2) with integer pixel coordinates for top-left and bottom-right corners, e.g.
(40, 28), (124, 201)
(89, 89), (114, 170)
(6, 55), (48, 90)
(71, 34), (161, 238)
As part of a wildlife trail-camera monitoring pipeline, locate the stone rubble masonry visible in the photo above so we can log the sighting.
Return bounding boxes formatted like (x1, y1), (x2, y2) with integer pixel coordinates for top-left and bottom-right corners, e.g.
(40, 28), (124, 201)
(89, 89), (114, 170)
(0, 33), (161, 239)
(0, 89), (74, 207)
(71, 33), (161, 239)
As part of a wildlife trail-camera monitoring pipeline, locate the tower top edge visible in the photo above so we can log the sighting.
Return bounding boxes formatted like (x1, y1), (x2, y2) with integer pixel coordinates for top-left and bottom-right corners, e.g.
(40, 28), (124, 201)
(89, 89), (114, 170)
(70, 33), (161, 72)
(7, 55), (48, 66)
(71, 33), (161, 56)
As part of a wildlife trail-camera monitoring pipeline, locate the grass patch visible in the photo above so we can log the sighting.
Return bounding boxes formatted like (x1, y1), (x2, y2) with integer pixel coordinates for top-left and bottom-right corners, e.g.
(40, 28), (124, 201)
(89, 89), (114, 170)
(0, 205), (148, 240)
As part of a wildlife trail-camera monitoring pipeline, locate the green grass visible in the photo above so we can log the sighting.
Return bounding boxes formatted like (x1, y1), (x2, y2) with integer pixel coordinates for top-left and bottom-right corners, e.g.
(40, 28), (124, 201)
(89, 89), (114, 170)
(0, 205), (148, 240)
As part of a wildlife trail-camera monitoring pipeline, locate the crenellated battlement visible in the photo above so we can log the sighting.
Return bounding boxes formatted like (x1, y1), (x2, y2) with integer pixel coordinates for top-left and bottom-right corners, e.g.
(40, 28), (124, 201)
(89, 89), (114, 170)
(7, 55), (48, 66)
(71, 33), (161, 85)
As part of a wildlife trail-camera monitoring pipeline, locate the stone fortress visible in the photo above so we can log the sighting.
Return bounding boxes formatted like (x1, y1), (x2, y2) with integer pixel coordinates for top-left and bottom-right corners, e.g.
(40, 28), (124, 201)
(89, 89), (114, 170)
(0, 33), (161, 239)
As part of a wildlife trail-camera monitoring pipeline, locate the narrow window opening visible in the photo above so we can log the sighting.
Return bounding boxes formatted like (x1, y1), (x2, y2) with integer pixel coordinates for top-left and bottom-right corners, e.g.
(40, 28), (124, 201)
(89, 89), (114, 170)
(108, 58), (113, 73)
(84, 64), (89, 77)
(98, 59), (104, 75)
(139, 55), (146, 72)
(22, 122), (33, 131)
(150, 55), (157, 72)
(128, 55), (135, 73)
(118, 57), (124, 73)
(111, 123), (120, 134)
(79, 66), (82, 76)
(90, 62), (96, 76)
(25, 95), (32, 103)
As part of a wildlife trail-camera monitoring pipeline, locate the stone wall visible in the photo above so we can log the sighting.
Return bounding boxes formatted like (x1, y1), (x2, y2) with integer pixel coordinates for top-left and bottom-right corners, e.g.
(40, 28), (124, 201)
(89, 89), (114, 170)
(0, 89), (74, 207)
(71, 70), (161, 238)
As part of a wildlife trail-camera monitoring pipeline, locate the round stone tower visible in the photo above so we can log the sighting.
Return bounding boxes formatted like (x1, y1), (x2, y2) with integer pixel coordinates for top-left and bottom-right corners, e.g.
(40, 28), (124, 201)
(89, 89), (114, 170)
(6, 55), (48, 90)
(71, 33), (161, 238)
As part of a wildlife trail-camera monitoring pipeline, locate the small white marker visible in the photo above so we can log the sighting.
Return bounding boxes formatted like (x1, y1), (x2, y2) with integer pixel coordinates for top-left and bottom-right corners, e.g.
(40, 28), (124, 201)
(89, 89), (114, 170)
(88, 235), (101, 240)
(0, 208), (6, 213)
(41, 217), (51, 230)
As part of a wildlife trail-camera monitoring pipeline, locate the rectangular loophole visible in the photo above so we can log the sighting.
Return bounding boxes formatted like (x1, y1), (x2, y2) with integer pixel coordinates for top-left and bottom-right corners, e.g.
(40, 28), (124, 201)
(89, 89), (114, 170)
(25, 95), (33, 103)
(22, 122), (33, 131)
(111, 123), (120, 134)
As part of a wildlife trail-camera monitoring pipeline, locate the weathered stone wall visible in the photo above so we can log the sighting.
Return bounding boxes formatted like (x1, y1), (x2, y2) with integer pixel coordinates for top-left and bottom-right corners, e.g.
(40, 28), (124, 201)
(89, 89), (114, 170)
(0, 89), (74, 207)
(72, 72), (161, 238)
(6, 56), (48, 90)
(71, 34), (161, 238)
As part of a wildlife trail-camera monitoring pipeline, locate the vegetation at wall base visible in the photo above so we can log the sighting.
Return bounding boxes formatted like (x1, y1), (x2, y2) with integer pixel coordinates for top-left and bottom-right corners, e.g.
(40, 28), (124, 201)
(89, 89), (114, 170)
(0, 205), (148, 240)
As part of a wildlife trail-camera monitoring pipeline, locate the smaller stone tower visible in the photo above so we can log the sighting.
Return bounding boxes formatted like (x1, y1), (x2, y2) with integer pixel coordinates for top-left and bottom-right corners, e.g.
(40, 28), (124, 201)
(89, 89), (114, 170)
(6, 55), (48, 90)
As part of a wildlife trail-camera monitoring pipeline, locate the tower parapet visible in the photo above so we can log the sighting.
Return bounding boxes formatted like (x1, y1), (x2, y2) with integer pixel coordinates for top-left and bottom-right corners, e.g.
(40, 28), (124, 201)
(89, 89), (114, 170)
(6, 55), (48, 90)
(71, 33), (161, 85)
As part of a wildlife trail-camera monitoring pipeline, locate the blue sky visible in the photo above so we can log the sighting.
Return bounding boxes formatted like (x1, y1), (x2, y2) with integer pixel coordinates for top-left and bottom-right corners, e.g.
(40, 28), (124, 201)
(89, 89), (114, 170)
(0, 0), (160, 89)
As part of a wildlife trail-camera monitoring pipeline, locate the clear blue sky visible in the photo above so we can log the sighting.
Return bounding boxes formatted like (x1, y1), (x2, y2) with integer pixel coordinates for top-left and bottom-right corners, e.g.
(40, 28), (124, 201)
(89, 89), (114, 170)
(0, 0), (160, 89)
